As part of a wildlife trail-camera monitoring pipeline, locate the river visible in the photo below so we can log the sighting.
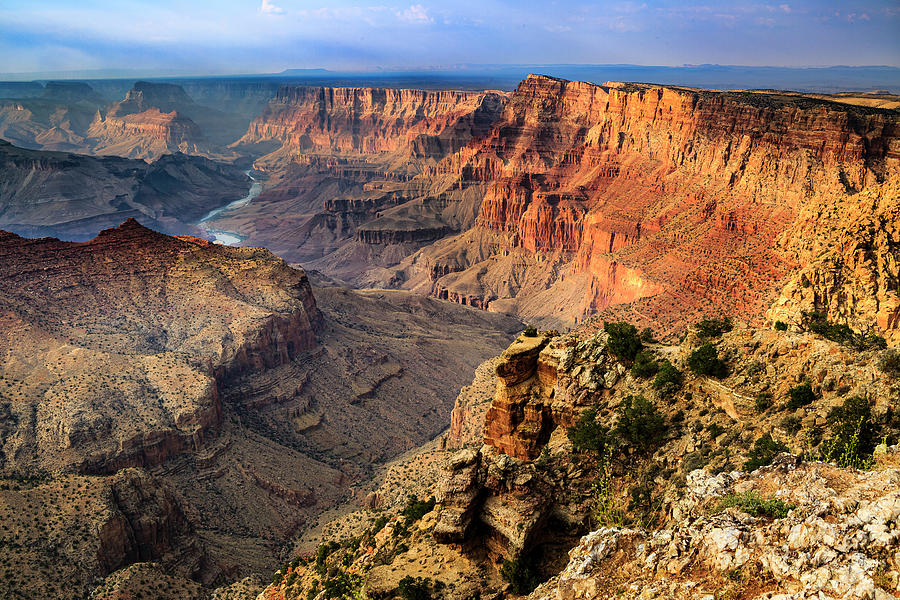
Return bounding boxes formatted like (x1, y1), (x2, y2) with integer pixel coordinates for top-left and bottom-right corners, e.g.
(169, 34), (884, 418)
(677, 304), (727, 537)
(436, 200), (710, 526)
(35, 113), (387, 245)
(197, 170), (262, 245)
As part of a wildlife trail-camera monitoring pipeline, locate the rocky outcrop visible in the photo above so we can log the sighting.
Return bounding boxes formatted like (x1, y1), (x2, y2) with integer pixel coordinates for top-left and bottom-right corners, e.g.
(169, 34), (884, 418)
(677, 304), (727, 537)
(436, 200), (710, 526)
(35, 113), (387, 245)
(530, 458), (900, 600)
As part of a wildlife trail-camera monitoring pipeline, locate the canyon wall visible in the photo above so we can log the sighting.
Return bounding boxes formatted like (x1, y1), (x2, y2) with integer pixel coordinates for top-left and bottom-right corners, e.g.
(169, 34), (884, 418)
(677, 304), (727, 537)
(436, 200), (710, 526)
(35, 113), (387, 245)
(400, 75), (899, 336)
(237, 85), (508, 169)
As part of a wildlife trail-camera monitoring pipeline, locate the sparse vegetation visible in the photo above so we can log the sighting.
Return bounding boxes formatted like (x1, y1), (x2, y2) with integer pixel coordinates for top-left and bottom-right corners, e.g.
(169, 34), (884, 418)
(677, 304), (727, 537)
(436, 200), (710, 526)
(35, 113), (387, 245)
(688, 343), (727, 377)
(401, 495), (436, 526)
(568, 408), (609, 455)
(743, 434), (789, 472)
(820, 396), (878, 469)
(715, 491), (794, 519)
(604, 321), (643, 361)
(653, 360), (683, 398)
(754, 393), (772, 413)
(695, 316), (733, 339)
(786, 382), (816, 411)
(522, 325), (539, 337)
(630, 351), (659, 378)
(774, 321), (788, 331)
(879, 349), (900, 379)
(802, 311), (887, 351)
(499, 556), (539, 595)
(615, 395), (667, 450)
(397, 576), (436, 600)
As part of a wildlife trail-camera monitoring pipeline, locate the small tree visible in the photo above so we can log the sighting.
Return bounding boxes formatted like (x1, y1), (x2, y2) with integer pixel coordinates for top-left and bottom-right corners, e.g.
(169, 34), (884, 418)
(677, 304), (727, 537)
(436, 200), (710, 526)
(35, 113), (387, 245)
(615, 395), (667, 450)
(688, 343), (728, 377)
(567, 408), (608, 455)
(630, 351), (659, 378)
(786, 382), (816, 411)
(653, 360), (683, 398)
(695, 316), (733, 338)
(774, 321), (788, 331)
(604, 321), (643, 361)
(398, 576), (433, 600)
(743, 434), (789, 472)
(500, 557), (539, 595)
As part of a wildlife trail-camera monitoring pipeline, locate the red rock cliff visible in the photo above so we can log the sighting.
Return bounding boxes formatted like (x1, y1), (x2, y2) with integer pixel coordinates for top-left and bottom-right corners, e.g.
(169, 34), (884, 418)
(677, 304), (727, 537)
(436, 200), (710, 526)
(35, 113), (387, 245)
(419, 75), (900, 334)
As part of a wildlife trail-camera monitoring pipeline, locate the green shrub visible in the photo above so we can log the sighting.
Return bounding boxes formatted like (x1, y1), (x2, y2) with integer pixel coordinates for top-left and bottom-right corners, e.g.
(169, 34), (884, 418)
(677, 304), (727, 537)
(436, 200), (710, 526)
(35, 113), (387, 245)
(780, 415), (802, 434)
(695, 316), (733, 339)
(879, 349), (900, 379)
(688, 344), (728, 377)
(742, 434), (789, 472)
(715, 491), (794, 519)
(754, 393), (772, 413)
(401, 495), (436, 525)
(786, 382), (816, 411)
(522, 326), (538, 337)
(615, 395), (667, 450)
(820, 396), (878, 469)
(630, 351), (659, 378)
(322, 571), (362, 599)
(398, 576), (433, 600)
(567, 408), (609, 455)
(774, 321), (788, 331)
(499, 557), (539, 595)
(653, 360), (683, 398)
(640, 327), (657, 343)
(604, 321), (643, 361)
(803, 312), (887, 350)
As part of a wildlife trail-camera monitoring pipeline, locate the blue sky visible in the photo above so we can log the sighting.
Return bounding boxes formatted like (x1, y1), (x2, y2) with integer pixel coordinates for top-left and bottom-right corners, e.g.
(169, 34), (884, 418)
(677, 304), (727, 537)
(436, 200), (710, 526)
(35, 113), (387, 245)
(1, 1), (898, 75)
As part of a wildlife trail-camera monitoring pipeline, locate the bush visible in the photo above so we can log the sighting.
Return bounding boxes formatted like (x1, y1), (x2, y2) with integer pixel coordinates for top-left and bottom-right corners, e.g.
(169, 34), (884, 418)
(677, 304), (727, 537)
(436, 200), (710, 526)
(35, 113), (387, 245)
(695, 316), (733, 338)
(401, 495), (436, 525)
(630, 351), (659, 378)
(522, 325), (538, 337)
(786, 382), (816, 411)
(567, 408), (609, 455)
(754, 393), (772, 413)
(879, 349), (900, 379)
(779, 415), (802, 434)
(640, 327), (657, 343)
(774, 321), (788, 331)
(398, 576), (433, 600)
(742, 434), (789, 472)
(716, 491), (794, 519)
(615, 395), (667, 450)
(653, 360), (683, 398)
(499, 557), (539, 595)
(604, 321), (643, 361)
(824, 396), (877, 461)
(803, 312), (887, 351)
(688, 344), (728, 377)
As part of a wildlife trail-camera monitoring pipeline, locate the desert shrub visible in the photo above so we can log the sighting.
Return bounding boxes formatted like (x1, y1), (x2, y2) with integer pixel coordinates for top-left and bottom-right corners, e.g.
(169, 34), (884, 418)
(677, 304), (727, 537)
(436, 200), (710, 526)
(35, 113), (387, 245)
(315, 541), (340, 576)
(779, 415), (802, 434)
(695, 316), (733, 339)
(398, 576), (434, 600)
(688, 344), (728, 377)
(716, 491), (794, 519)
(630, 351), (659, 378)
(401, 495), (435, 525)
(615, 395), (667, 450)
(706, 422), (726, 439)
(820, 396), (878, 469)
(322, 571), (362, 599)
(742, 434), (789, 472)
(879, 349), (900, 379)
(786, 382), (816, 411)
(653, 360), (683, 398)
(774, 321), (788, 331)
(803, 312), (887, 350)
(604, 321), (643, 361)
(522, 325), (538, 337)
(754, 393), (772, 413)
(499, 557), (539, 595)
(640, 327), (657, 343)
(567, 408), (609, 455)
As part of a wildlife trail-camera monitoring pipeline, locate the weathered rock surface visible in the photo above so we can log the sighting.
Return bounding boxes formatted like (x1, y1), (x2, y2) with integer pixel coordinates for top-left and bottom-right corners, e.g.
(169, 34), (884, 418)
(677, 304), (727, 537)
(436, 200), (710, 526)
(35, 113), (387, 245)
(530, 460), (900, 600)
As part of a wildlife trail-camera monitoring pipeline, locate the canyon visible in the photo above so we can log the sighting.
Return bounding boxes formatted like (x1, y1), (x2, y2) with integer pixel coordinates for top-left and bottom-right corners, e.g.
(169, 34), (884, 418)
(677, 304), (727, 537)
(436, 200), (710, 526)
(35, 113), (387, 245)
(0, 71), (897, 600)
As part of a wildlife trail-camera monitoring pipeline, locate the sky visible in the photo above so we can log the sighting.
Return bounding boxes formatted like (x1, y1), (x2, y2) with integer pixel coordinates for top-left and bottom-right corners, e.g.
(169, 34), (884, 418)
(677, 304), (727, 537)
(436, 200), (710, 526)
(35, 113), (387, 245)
(0, 0), (898, 76)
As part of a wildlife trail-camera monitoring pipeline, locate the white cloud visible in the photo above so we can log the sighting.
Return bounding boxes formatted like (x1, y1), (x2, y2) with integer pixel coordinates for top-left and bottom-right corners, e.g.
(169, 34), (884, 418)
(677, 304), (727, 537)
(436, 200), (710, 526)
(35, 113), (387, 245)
(260, 0), (284, 15)
(396, 4), (433, 24)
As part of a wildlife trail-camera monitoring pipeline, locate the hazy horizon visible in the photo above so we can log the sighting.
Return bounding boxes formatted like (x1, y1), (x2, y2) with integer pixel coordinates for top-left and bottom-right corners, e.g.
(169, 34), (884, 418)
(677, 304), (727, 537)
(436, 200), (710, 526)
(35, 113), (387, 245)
(2, 1), (898, 78)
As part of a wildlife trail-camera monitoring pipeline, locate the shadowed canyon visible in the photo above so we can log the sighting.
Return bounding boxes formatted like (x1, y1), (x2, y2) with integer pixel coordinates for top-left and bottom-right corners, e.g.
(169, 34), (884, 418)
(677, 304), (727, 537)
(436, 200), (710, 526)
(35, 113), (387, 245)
(0, 68), (898, 600)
